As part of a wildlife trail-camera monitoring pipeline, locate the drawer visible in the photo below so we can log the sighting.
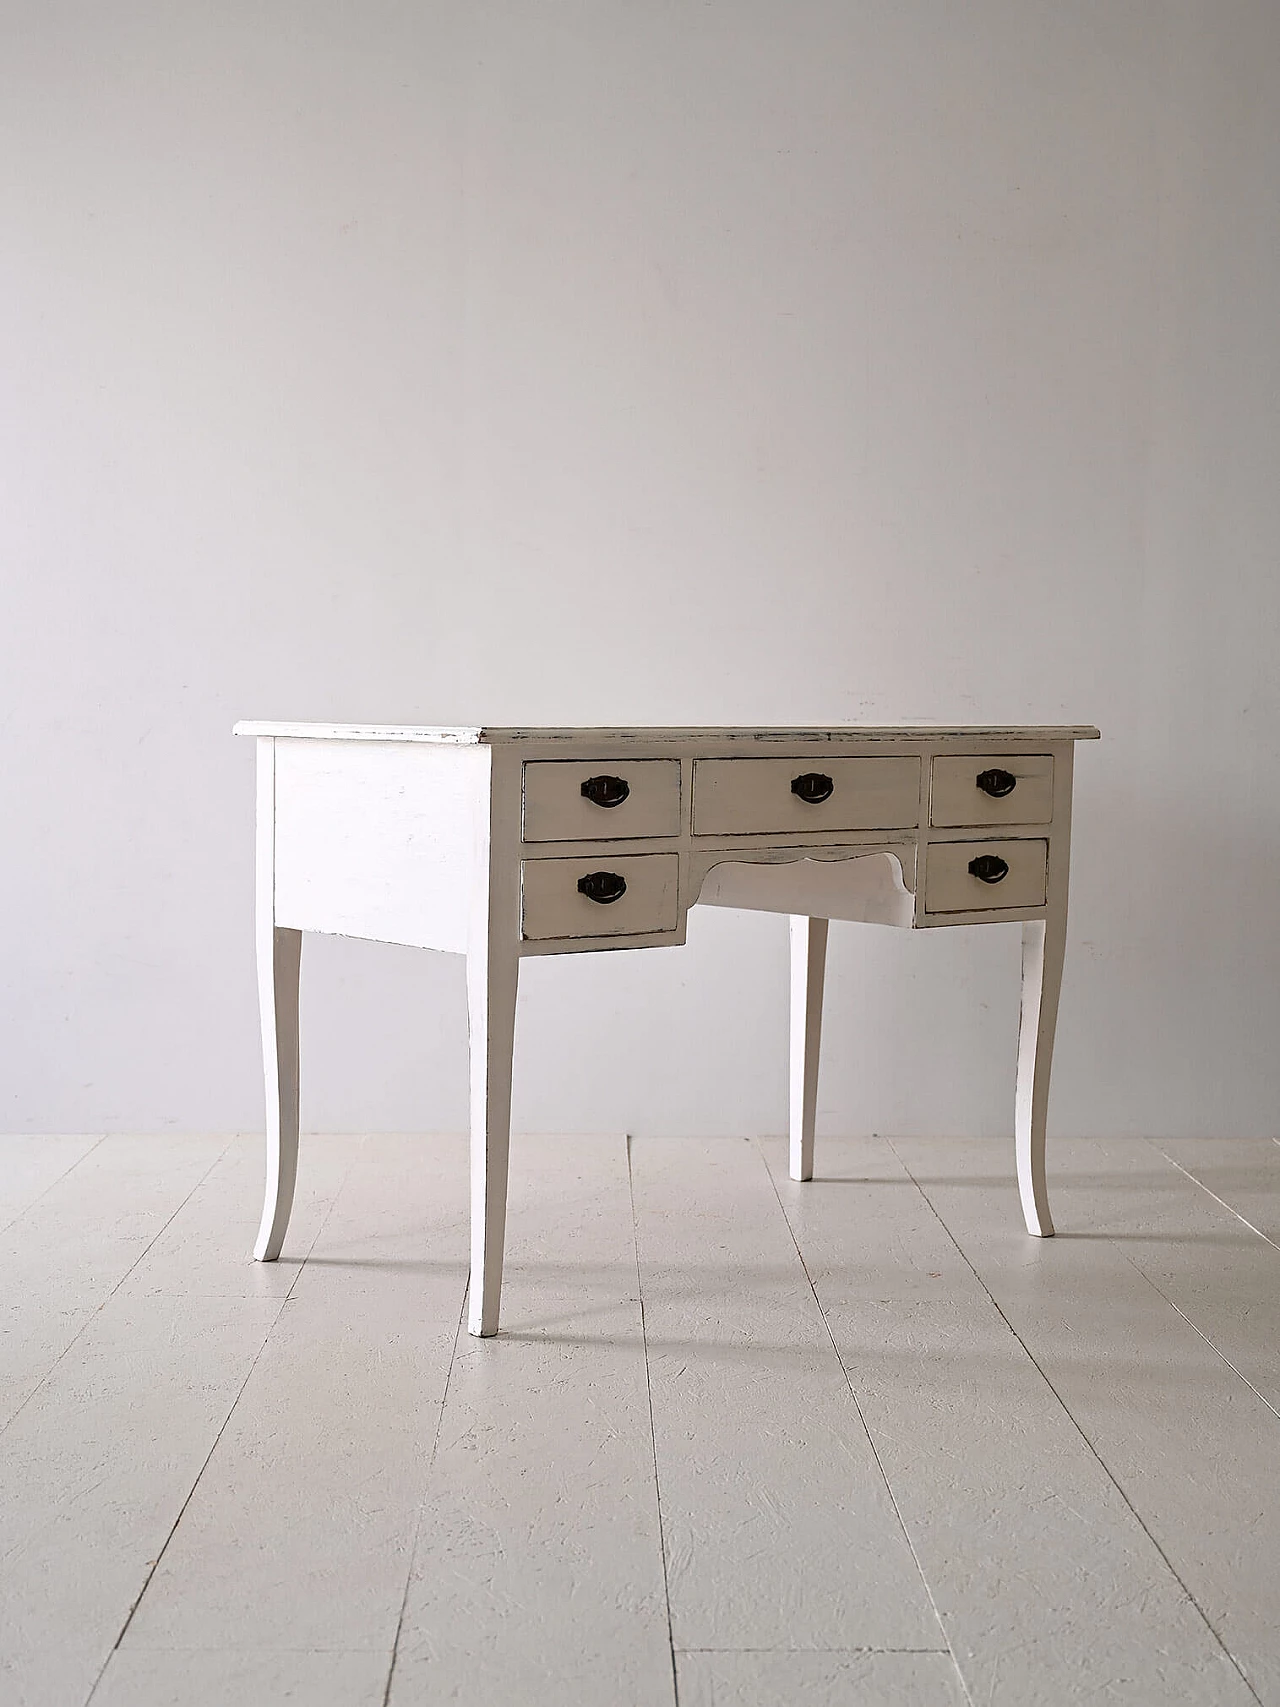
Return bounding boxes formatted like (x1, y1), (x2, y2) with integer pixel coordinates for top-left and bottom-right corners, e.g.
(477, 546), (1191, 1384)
(523, 759), (681, 842)
(692, 756), (920, 836)
(924, 839), (1048, 913)
(521, 853), (680, 941)
(930, 754), (1053, 826)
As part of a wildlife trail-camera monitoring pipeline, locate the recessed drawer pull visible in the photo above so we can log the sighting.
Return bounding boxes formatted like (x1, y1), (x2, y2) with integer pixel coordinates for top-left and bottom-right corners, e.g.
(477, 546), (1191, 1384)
(580, 774), (630, 809)
(976, 768), (1017, 798)
(790, 772), (835, 805)
(968, 854), (1010, 884)
(577, 870), (628, 904)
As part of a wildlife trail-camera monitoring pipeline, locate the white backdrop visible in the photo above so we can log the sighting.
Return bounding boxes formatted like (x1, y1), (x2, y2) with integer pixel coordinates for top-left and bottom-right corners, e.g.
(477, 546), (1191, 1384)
(3, 1), (1277, 1139)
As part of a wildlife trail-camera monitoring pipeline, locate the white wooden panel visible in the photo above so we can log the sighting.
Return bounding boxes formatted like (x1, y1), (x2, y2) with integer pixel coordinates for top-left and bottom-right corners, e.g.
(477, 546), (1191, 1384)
(522, 758), (681, 842)
(1156, 1138), (1280, 1246)
(930, 753), (1055, 826)
(0, 1135), (227, 1430)
(631, 1136), (943, 1654)
(924, 838), (1048, 912)
(520, 851), (679, 940)
(0, 1149), (294, 1707)
(891, 1135), (1279, 1704)
(119, 1138), (468, 1658)
(695, 847), (915, 926)
(762, 1136), (1254, 1706)
(1059, 1138), (1280, 1416)
(272, 739), (488, 952)
(693, 756), (920, 835)
(676, 1652), (965, 1707)
(0, 1134), (101, 1236)
(388, 1136), (673, 1707)
(94, 1649), (391, 1707)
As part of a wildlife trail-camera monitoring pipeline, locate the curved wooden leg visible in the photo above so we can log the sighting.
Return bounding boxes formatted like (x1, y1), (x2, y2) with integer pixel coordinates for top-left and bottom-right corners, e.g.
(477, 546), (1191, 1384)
(467, 944), (520, 1337)
(789, 916), (829, 1182)
(1016, 917), (1065, 1237)
(254, 926), (302, 1261)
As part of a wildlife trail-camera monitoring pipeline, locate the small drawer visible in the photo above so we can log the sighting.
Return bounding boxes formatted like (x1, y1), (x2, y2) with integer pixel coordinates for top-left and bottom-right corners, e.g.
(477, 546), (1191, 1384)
(523, 760), (681, 842)
(924, 839), (1048, 913)
(930, 754), (1054, 826)
(521, 853), (680, 941)
(692, 757), (920, 836)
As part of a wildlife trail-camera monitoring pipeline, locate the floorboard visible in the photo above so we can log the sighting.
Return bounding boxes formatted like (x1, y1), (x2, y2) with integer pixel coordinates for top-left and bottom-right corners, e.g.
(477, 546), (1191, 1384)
(386, 1135), (673, 1707)
(765, 1135), (1255, 1706)
(0, 1138), (325, 1707)
(90, 1648), (390, 1707)
(110, 1136), (467, 1667)
(3, 1131), (1277, 1707)
(1054, 1138), (1280, 1415)
(1157, 1138), (1280, 1248)
(632, 1137), (944, 1658)
(675, 1649), (967, 1706)
(0, 1135), (228, 1430)
(0, 1134), (103, 1235)
(892, 1135), (1277, 1705)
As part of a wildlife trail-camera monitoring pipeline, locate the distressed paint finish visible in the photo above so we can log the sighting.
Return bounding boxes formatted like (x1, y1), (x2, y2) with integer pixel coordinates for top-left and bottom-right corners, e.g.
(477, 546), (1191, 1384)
(2, 1133), (1279, 1704)
(388, 1136), (674, 1707)
(630, 1136), (944, 1655)
(236, 720), (1098, 1333)
(764, 1135), (1258, 1707)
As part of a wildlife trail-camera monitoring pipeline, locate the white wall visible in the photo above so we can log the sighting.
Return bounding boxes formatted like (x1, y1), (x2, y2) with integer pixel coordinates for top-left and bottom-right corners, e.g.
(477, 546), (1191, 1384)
(3, 1), (1277, 1140)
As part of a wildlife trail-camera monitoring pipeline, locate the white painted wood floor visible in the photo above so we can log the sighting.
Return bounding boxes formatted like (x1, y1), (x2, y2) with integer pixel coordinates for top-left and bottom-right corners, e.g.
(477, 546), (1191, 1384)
(1, 1132), (1277, 1706)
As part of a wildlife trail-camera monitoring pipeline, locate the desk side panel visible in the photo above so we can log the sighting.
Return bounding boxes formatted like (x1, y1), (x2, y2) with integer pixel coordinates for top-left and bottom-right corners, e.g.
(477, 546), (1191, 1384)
(272, 739), (488, 952)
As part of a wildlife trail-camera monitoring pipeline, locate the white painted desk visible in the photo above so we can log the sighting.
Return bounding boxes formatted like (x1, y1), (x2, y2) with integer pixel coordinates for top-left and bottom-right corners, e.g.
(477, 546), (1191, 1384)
(235, 723), (1099, 1336)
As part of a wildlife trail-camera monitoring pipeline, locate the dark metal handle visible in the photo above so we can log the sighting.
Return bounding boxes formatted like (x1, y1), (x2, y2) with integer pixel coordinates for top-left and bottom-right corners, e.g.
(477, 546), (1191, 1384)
(790, 772), (834, 805)
(581, 774), (630, 809)
(976, 768), (1017, 798)
(968, 854), (1010, 885)
(577, 870), (627, 905)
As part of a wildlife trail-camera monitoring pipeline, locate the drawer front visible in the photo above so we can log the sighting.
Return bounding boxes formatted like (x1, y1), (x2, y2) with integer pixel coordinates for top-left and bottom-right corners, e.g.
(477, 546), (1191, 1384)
(521, 853), (680, 940)
(692, 757), (920, 836)
(523, 759), (681, 842)
(930, 754), (1054, 827)
(924, 839), (1048, 913)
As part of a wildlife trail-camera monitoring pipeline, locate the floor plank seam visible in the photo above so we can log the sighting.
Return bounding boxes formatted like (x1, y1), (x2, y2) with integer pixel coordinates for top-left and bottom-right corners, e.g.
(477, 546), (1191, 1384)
(673, 1645), (953, 1655)
(885, 1138), (1267, 1707)
(0, 1133), (109, 1238)
(0, 1137), (235, 1447)
(1146, 1140), (1280, 1255)
(81, 1137), (363, 1707)
(82, 1311), (290, 1703)
(752, 1138), (975, 1707)
(1118, 1145), (1280, 1417)
(627, 1133), (681, 1707)
(1122, 1273), (1280, 1426)
(378, 1268), (471, 1707)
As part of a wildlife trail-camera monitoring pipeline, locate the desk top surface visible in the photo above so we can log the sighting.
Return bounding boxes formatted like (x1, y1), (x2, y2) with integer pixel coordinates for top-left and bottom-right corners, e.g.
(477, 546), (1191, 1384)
(236, 721), (1100, 745)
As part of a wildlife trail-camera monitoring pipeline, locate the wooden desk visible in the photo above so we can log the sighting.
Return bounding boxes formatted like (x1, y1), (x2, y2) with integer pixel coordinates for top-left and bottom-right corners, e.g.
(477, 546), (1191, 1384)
(235, 722), (1099, 1336)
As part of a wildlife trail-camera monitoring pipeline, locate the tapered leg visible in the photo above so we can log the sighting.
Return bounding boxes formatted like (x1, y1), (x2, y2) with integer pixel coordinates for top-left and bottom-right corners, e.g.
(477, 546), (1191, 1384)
(789, 916), (829, 1182)
(467, 945), (520, 1337)
(1016, 916), (1066, 1237)
(254, 925), (302, 1260)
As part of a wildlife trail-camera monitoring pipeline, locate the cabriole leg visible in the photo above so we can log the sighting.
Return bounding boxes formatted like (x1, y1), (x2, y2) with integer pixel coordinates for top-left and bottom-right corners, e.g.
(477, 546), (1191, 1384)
(789, 916), (829, 1182)
(1016, 916), (1066, 1237)
(467, 945), (520, 1337)
(254, 926), (302, 1261)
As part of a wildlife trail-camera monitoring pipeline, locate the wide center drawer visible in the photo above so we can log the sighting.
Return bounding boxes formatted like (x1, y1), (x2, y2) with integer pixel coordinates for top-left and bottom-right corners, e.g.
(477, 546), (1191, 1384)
(521, 853), (680, 940)
(924, 839), (1048, 913)
(692, 756), (920, 836)
(523, 760), (681, 842)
